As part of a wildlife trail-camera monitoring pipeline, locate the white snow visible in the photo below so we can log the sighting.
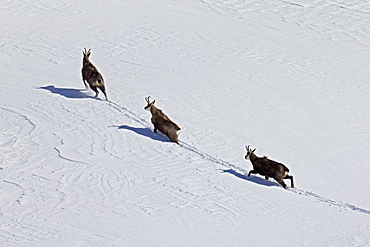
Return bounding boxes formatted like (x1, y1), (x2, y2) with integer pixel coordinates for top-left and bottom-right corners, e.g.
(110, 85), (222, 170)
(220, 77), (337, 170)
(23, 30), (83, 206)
(1, 0), (370, 246)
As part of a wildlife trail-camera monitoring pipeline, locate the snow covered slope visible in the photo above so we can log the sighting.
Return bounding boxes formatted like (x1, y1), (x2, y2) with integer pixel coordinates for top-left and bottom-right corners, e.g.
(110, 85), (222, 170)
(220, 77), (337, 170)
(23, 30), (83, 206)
(1, 0), (369, 246)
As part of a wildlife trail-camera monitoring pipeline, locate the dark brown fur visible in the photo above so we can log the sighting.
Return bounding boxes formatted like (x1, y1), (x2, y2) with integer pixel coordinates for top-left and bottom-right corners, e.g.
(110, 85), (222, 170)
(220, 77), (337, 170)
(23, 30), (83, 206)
(81, 48), (108, 100)
(245, 145), (294, 189)
(144, 96), (181, 144)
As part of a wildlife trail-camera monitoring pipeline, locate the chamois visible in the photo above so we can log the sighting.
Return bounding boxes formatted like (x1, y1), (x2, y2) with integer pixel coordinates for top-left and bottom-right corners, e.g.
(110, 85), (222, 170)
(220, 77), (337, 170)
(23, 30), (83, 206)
(81, 48), (108, 100)
(144, 96), (181, 144)
(244, 145), (294, 189)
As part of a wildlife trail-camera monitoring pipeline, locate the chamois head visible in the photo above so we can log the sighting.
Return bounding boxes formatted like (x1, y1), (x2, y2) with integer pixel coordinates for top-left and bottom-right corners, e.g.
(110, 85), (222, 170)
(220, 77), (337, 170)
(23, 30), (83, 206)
(82, 48), (91, 63)
(144, 96), (155, 111)
(245, 145), (256, 160)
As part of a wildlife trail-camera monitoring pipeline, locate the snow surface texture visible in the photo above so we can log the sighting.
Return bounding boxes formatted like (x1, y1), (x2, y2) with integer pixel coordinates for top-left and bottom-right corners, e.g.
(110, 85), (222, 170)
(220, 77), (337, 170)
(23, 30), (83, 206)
(1, 0), (370, 246)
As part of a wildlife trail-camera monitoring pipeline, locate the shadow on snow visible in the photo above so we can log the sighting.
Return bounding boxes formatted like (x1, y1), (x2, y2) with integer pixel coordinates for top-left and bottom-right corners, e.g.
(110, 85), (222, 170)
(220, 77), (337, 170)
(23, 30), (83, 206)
(222, 169), (280, 187)
(112, 125), (171, 143)
(38, 85), (96, 99)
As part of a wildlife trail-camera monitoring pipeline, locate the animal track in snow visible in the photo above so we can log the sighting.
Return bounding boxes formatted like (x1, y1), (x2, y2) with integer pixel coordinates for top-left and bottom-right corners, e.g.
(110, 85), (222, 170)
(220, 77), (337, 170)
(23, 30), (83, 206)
(290, 188), (370, 215)
(107, 100), (370, 216)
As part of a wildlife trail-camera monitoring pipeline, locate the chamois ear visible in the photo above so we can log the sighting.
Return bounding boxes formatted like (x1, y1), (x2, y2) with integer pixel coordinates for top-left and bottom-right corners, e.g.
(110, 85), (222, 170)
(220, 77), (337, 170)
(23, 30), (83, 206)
(152, 100), (155, 105)
(252, 148), (256, 153)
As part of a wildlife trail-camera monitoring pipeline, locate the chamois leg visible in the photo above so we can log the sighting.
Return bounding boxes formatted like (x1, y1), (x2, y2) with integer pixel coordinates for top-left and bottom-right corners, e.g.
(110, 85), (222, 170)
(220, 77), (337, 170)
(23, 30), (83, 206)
(170, 136), (179, 145)
(99, 85), (108, 101)
(265, 176), (269, 180)
(277, 179), (287, 189)
(169, 134), (179, 145)
(285, 175), (294, 188)
(153, 124), (158, 133)
(101, 89), (108, 101)
(82, 79), (88, 88)
(91, 86), (99, 98)
(168, 129), (179, 145)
